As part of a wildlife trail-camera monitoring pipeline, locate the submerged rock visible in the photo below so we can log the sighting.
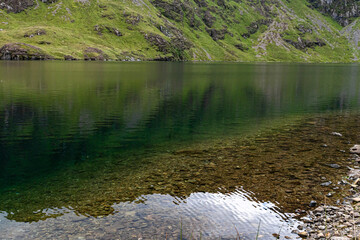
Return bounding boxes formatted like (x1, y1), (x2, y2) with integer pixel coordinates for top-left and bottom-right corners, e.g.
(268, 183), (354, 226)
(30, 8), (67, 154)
(328, 164), (341, 169)
(309, 200), (317, 207)
(350, 145), (360, 154)
(320, 181), (332, 186)
(331, 132), (343, 137)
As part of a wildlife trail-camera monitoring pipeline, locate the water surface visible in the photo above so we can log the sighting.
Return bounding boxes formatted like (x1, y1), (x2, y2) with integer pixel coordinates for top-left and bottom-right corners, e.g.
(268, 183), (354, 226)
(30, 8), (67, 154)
(1, 61), (360, 239)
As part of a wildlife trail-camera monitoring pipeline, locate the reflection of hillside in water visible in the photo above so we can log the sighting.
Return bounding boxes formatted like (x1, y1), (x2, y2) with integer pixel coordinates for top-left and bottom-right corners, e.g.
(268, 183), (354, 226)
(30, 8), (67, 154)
(0, 62), (360, 236)
(0, 113), (358, 223)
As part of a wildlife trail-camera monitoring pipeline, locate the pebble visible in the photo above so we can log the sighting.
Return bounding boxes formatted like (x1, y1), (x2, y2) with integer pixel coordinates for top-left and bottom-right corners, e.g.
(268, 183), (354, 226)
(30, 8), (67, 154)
(300, 146), (360, 240)
(309, 200), (317, 207)
(331, 132), (343, 137)
(350, 145), (360, 154)
(328, 164), (341, 169)
(298, 231), (308, 238)
(320, 181), (332, 186)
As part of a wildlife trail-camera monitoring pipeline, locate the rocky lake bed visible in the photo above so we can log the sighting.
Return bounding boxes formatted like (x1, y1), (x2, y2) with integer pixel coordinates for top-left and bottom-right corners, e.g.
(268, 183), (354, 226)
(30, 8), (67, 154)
(293, 151), (360, 240)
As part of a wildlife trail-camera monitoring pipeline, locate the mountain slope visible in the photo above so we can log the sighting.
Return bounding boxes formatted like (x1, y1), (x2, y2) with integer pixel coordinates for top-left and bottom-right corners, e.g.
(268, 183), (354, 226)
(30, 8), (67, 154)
(0, 0), (359, 61)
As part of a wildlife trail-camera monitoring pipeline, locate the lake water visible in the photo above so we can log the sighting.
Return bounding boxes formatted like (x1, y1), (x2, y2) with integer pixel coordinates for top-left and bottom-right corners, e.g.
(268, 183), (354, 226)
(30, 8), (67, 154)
(0, 61), (360, 239)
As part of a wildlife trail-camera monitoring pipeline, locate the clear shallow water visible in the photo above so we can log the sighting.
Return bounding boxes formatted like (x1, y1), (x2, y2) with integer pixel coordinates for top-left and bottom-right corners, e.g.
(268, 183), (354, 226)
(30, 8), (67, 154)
(1, 61), (360, 239)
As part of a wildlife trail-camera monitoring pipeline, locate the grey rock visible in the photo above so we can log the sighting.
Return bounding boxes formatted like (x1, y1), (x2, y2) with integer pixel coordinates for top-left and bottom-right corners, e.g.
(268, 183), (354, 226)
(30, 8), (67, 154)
(350, 145), (360, 154)
(321, 181), (332, 186)
(309, 200), (317, 207)
(331, 132), (343, 137)
(328, 164), (341, 169)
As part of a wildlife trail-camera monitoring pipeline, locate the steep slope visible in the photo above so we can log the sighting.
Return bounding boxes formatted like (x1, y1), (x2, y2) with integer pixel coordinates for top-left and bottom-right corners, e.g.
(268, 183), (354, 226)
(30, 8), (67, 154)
(0, 0), (359, 61)
(309, 0), (360, 26)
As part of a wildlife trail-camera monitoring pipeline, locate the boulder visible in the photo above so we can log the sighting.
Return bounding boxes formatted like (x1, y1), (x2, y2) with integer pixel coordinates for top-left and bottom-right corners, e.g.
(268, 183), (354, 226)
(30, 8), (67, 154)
(0, 43), (53, 60)
(83, 47), (108, 61)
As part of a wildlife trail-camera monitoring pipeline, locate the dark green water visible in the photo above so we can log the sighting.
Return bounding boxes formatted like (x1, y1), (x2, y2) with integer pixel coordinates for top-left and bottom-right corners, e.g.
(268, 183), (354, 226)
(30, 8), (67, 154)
(0, 61), (360, 239)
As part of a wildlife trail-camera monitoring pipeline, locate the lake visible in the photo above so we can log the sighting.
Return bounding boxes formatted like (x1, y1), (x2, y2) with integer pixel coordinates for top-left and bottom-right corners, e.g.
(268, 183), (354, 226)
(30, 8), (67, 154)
(0, 61), (360, 239)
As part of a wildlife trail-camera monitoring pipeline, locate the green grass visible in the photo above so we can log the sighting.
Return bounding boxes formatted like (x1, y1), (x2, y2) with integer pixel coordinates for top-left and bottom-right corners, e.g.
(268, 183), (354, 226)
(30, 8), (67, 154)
(0, 0), (359, 61)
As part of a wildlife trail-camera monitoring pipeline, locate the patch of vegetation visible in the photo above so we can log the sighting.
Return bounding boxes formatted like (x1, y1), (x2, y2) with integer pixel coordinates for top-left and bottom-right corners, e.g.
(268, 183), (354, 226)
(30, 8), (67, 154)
(0, 0), (358, 61)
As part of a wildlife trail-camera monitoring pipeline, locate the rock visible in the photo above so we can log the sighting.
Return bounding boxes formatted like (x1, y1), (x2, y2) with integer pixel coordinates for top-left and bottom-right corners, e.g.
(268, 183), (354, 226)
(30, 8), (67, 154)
(318, 225), (326, 230)
(64, 55), (77, 60)
(301, 217), (313, 223)
(350, 145), (360, 154)
(144, 33), (169, 53)
(284, 38), (326, 50)
(314, 206), (324, 212)
(0, 43), (53, 60)
(24, 29), (46, 38)
(234, 43), (249, 51)
(309, 200), (317, 207)
(328, 164), (341, 168)
(327, 192), (333, 197)
(321, 181), (332, 186)
(351, 197), (360, 202)
(317, 232), (325, 237)
(272, 233), (280, 238)
(202, 10), (216, 28)
(206, 27), (228, 41)
(83, 47), (108, 61)
(331, 132), (343, 137)
(0, 0), (34, 13)
(298, 231), (308, 238)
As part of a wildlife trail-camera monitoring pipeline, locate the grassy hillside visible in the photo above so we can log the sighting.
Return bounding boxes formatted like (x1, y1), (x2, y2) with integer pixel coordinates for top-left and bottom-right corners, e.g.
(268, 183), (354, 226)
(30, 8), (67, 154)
(0, 0), (359, 62)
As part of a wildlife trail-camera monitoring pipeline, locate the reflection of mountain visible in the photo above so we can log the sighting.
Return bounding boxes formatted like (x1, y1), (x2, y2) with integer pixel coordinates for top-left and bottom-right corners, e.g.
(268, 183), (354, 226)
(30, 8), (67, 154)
(0, 113), (357, 223)
(1, 62), (360, 222)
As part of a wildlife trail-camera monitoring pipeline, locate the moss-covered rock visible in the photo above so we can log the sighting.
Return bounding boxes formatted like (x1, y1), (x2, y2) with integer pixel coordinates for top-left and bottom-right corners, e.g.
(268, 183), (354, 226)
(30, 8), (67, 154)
(83, 47), (108, 61)
(0, 43), (53, 60)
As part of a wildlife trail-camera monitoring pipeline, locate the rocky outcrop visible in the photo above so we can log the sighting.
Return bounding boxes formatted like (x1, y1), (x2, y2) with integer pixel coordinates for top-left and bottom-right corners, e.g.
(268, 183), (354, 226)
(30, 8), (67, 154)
(144, 33), (169, 53)
(242, 19), (272, 39)
(0, 43), (53, 60)
(64, 55), (77, 60)
(0, 0), (58, 13)
(206, 27), (228, 41)
(144, 32), (192, 60)
(83, 47), (108, 61)
(24, 29), (46, 38)
(284, 38), (326, 50)
(0, 0), (34, 13)
(94, 25), (122, 37)
(309, 0), (360, 26)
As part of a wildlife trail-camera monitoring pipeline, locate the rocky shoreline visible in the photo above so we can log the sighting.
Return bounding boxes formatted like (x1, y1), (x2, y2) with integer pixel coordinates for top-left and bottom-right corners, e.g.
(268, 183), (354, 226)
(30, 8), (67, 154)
(293, 146), (360, 240)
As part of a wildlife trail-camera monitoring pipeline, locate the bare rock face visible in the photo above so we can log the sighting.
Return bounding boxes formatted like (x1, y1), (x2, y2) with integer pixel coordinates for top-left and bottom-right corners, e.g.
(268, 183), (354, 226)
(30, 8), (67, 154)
(350, 145), (360, 154)
(309, 0), (360, 26)
(0, 43), (53, 60)
(0, 0), (34, 13)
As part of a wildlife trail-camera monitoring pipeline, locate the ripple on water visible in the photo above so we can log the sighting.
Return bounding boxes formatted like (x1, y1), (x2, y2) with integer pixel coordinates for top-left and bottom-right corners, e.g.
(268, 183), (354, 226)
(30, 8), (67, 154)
(0, 192), (300, 239)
